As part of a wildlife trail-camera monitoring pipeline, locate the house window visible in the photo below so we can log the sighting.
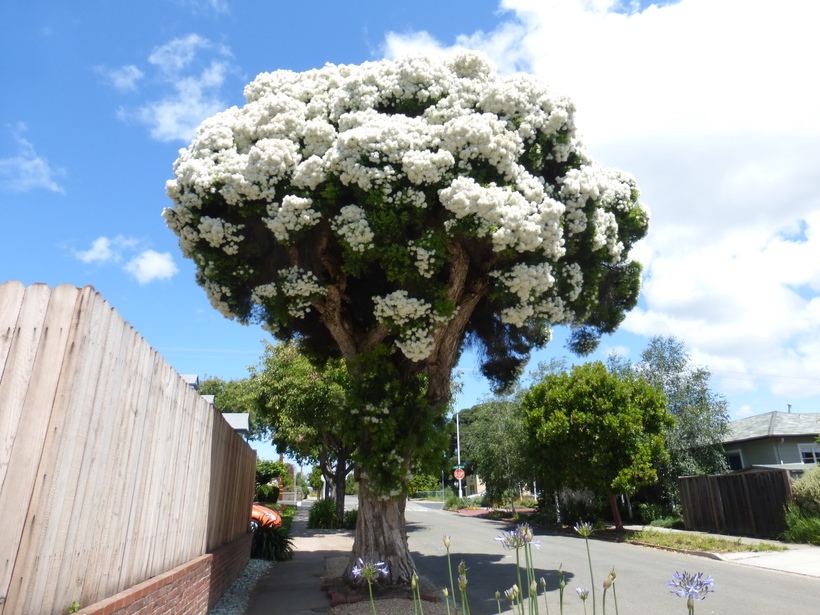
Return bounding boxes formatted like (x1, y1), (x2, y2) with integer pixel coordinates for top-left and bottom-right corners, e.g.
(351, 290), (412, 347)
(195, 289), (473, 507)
(725, 450), (743, 471)
(798, 444), (820, 464)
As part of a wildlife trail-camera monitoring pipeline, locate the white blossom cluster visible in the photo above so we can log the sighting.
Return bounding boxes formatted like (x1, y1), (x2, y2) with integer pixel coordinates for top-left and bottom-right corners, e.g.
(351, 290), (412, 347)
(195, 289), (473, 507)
(264, 195), (321, 242)
(408, 241), (437, 278)
(330, 205), (375, 252)
(439, 177), (566, 255)
(373, 290), (452, 361)
(197, 216), (245, 255)
(280, 266), (324, 319)
(164, 52), (644, 362)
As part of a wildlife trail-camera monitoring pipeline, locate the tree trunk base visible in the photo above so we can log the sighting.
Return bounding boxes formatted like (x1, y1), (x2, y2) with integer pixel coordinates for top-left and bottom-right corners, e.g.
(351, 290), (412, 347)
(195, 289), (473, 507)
(344, 480), (415, 588)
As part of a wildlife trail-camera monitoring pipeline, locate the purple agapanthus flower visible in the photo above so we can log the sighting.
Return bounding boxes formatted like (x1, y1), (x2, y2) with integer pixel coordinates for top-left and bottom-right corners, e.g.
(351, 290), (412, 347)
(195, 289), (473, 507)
(494, 523), (540, 550)
(351, 557), (389, 584)
(668, 571), (714, 601)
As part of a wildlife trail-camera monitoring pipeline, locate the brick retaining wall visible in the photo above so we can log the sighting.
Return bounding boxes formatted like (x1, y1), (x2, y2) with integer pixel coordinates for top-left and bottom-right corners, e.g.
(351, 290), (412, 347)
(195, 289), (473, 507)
(75, 533), (253, 615)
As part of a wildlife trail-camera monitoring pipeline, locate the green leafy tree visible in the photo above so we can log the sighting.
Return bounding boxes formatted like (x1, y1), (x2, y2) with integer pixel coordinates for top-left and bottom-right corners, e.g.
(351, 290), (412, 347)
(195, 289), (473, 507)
(163, 54), (648, 585)
(309, 466), (323, 493)
(256, 459), (292, 489)
(246, 341), (354, 526)
(523, 361), (673, 528)
(462, 400), (532, 512)
(609, 336), (730, 507)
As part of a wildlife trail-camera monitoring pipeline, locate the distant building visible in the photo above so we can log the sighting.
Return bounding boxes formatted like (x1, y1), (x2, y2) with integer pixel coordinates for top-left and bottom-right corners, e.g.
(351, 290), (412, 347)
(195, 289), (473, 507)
(185, 376), (250, 440)
(723, 411), (820, 476)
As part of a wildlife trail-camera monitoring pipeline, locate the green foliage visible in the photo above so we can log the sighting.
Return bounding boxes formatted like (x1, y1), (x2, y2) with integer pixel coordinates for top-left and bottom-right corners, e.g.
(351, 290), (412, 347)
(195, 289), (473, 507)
(637, 501), (679, 525)
(408, 473), (441, 495)
(461, 400), (532, 509)
(522, 361), (674, 498)
(791, 465), (820, 517)
(251, 524), (294, 561)
(782, 506), (820, 545)
(345, 472), (359, 495)
(609, 336), (730, 506)
(343, 508), (358, 530)
(308, 466), (323, 492)
(255, 484), (280, 504)
(307, 498), (339, 529)
(67, 601), (81, 614)
(256, 459), (292, 489)
(443, 492), (472, 510)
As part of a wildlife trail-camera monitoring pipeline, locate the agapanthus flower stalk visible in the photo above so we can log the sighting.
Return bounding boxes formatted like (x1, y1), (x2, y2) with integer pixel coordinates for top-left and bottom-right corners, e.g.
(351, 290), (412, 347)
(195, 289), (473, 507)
(668, 571), (714, 614)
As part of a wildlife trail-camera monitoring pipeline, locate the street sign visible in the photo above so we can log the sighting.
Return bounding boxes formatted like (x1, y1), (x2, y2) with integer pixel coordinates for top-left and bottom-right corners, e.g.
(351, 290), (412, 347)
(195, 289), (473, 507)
(453, 468), (465, 480)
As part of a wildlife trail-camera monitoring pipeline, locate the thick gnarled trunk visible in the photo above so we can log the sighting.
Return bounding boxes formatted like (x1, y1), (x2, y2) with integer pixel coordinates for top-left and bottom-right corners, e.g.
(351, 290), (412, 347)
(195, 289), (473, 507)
(345, 477), (415, 587)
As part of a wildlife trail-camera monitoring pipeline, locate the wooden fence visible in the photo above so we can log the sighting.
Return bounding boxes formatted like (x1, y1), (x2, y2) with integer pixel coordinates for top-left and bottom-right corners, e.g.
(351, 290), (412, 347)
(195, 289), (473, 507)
(678, 469), (793, 538)
(0, 282), (257, 615)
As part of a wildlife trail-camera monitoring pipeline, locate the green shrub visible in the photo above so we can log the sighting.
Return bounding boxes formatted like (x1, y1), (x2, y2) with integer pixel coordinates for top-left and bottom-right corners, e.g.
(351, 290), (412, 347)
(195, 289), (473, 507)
(648, 516), (685, 529)
(251, 524), (294, 561)
(255, 484), (280, 504)
(408, 473), (441, 495)
(517, 496), (538, 509)
(343, 508), (358, 530)
(637, 501), (677, 525)
(782, 505), (820, 545)
(308, 498), (338, 529)
(792, 465), (820, 517)
(443, 492), (471, 510)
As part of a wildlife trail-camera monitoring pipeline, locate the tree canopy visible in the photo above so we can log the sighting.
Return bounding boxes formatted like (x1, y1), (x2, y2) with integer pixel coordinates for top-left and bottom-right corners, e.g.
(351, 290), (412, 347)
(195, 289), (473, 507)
(461, 400), (532, 509)
(522, 361), (673, 526)
(164, 52), (649, 585)
(608, 336), (730, 506)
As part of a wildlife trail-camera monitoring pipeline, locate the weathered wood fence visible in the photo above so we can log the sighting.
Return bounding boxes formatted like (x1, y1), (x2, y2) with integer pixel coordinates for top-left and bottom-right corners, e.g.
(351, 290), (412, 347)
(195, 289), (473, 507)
(0, 282), (257, 615)
(678, 469), (793, 538)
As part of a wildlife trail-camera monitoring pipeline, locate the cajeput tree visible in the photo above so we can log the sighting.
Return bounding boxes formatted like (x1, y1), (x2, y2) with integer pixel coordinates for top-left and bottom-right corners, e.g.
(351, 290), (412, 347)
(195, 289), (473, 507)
(163, 52), (648, 586)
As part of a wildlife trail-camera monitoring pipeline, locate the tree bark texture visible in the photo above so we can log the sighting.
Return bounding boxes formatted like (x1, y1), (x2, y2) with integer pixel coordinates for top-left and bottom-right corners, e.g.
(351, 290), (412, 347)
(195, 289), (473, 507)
(345, 477), (415, 587)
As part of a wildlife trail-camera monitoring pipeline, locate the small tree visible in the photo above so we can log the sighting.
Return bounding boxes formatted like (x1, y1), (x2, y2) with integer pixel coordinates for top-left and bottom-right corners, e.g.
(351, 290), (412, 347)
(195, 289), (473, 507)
(522, 361), (673, 528)
(609, 336), (730, 508)
(247, 341), (355, 526)
(164, 53), (648, 584)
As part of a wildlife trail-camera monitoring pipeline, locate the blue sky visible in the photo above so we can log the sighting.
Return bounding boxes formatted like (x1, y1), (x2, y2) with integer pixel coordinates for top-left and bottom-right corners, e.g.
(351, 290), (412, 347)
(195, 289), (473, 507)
(3, 0), (819, 460)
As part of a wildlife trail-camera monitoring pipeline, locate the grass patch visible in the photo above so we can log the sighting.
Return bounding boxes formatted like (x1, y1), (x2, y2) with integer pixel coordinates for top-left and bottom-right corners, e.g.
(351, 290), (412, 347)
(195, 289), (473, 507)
(623, 528), (787, 553)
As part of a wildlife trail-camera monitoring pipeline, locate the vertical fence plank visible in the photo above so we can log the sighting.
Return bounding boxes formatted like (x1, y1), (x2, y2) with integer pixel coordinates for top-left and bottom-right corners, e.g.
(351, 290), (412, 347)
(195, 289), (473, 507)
(0, 284), (258, 615)
(0, 285), (80, 614)
(0, 282), (25, 383)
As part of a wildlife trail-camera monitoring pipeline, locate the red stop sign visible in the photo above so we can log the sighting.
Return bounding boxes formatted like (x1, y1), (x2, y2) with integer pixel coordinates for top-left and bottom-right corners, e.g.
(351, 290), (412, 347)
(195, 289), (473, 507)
(454, 469), (465, 480)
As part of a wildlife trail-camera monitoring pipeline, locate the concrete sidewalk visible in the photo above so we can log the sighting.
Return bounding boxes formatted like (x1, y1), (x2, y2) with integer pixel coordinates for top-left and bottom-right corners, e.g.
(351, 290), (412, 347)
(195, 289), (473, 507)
(622, 524), (820, 578)
(244, 503), (352, 615)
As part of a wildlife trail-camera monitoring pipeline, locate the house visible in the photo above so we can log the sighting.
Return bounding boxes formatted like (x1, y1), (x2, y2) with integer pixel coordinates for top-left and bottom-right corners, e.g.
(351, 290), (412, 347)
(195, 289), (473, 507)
(723, 411), (820, 474)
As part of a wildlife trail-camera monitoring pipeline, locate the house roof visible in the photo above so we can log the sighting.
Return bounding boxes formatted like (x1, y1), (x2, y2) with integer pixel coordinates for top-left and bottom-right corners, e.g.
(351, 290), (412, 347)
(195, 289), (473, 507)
(221, 412), (251, 435)
(725, 411), (820, 444)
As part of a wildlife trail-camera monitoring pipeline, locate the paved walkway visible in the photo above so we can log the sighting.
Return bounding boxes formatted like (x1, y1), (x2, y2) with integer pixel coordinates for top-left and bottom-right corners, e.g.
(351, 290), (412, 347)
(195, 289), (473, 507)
(244, 505), (820, 614)
(245, 502), (352, 615)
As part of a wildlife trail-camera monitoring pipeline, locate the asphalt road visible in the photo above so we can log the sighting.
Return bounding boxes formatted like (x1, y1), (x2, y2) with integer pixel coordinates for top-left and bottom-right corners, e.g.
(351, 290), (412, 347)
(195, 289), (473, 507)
(403, 501), (820, 615)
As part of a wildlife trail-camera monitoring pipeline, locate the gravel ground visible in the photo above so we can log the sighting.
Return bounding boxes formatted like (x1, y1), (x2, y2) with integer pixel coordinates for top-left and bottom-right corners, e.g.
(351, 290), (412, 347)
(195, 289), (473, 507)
(208, 559), (274, 615)
(324, 556), (450, 615)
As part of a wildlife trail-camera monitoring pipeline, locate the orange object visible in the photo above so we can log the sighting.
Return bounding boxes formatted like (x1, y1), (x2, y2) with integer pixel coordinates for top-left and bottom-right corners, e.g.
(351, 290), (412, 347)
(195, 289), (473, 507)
(251, 503), (282, 530)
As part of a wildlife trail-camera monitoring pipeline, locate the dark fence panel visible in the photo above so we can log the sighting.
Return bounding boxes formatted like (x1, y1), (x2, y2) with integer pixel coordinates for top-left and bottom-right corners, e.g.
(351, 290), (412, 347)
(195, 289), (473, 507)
(679, 469), (792, 538)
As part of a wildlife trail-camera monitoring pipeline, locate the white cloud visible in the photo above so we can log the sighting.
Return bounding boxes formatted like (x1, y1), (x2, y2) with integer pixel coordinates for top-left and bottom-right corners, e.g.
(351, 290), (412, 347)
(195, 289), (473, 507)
(113, 34), (235, 142)
(125, 250), (179, 284)
(0, 123), (65, 194)
(148, 34), (212, 75)
(95, 64), (144, 92)
(382, 0), (820, 401)
(75, 235), (140, 263)
(75, 236), (178, 284)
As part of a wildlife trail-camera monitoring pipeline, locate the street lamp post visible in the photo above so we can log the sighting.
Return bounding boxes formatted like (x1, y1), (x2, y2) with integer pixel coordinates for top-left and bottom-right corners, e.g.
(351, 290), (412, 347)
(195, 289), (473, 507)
(455, 409), (463, 498)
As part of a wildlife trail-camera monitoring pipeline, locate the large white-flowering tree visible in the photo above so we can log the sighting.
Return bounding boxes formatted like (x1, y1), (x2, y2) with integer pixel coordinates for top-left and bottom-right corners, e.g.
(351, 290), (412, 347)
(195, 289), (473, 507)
(163, 53), (648, 586)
